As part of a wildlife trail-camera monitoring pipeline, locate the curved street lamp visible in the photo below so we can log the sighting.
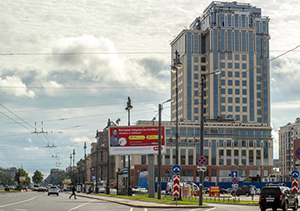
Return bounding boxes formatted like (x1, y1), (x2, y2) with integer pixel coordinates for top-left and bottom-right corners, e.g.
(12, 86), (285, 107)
(199, 69), (221, 205)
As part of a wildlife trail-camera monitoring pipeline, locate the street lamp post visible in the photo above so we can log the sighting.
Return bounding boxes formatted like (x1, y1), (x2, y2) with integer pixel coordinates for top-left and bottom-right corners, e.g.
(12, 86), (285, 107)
(84, 142), (87, 193)
(158, 99), (173, 200)
(199, 69), (221, 206)
(171, 50), (183, 165)
(125, 97), (133, 196)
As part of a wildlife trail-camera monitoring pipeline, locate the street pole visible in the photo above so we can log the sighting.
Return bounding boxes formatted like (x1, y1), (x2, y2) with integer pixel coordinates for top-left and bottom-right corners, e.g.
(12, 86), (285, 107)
(126, 97), (133, 196)
(158, 103), (162, 199)
(199, 75), (204, 206)
(73, 149), (75, 186)
(198, 69), (221, 206)
(175, 62), (179, 165)
(106, 119), (111, 194)
(84, 142), (87, 193)
(96, 133), (99, 193)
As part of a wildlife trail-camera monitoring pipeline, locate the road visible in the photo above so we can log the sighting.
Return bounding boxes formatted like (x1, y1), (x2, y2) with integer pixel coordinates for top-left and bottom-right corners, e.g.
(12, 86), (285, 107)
(0, 191), (261, 211)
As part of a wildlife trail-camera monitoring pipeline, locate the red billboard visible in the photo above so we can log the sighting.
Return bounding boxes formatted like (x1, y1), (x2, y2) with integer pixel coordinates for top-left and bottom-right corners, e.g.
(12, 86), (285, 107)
(109, 126), (165, 155)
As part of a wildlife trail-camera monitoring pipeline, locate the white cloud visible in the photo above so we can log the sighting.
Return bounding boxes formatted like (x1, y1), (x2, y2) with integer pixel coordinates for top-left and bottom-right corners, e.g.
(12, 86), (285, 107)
(24, 146), (39, 151)
(0, 76), (35, 98)
(70, 136), (91, 144)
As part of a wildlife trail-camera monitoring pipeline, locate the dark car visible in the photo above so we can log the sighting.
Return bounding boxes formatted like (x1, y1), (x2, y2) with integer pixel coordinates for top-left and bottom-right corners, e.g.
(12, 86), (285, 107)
(232, 185), (254, 197)
(259, 185), (298, 211)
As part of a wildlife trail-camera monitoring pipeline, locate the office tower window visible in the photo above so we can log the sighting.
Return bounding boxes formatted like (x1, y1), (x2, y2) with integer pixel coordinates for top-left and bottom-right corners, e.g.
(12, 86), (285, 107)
(235, 97), (240, 103)
(228, 80), (233, 86)
(228, 63), (232, 68)
(172, 149), (176, 164)
(219, 140), (224, 147)
(165, 149), (170, 165)
(228, 97), (233, 103)
(188, 149), (193, 165)
(242, 150), (246, 165)
(234, 150), (239, 165)
(235, 54), (240, 60)
(242, 63), (247, 69)
(242, 89), (247, 95)
(226, 150), (232, 165)
(228, 106), (233, 112)
(249, 150), (254, 165)
(235, 63), (240, 69)
(180, 149), (186, 165)
(242, 115), (247, 122)
(235, 72), (240, 77)
(234, 31), (239, 51)
(234, 140), (239, 147)
(227, 14), (232, 27)
(228, 53), (232, 60)
(228, 71), (233, 77)
(212, 140), (216, 165)
(235, 80), (240, 86)
(256, 150), (261, 165)
(242, 81), (247, 86)
(194, 57), (199, 63)
(235, 106), (240, 112)
(219, 149), (224, 165)
(227, 30), (232, 51)
(236, 115), (240, 121)
(194, 65), (199, 71)
(141, 155), (146, 165)
(242, 55), (247, 60)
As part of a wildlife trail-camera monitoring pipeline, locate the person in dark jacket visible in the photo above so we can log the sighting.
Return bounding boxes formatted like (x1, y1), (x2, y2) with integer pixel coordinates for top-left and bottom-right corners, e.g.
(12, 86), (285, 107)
(69, 186), (77, 199)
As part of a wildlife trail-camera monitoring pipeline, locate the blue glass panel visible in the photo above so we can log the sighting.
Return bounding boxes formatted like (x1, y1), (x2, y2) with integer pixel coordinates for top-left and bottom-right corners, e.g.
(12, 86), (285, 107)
(221, 30), (225, 51)
(213, 29), (219, 118)
(228, 63), (232, 68)
(249, 31), (254, 121)
(227, 30), (232, 51)
(242, 31), (246, 52)
(228, 97), (233, 103)
(227, 14), (232, 27)
(187, 33), (192, 120)
(235, 31), (239, 51)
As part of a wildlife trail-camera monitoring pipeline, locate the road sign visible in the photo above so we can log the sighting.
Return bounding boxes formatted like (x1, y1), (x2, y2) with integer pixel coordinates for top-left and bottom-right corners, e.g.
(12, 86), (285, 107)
(173, 175), (180, 198)
(197, 156), (207, 166)
(172, 164), (181, 174)
(232, 177), (239, 184)
(123, 167), (128, 175)
(231, 171), (238, 178)
(296, 147), (300, 160)
(291, 170), (300, 179)
(197, 166), (207, 172)
(292, 179), (298, 194)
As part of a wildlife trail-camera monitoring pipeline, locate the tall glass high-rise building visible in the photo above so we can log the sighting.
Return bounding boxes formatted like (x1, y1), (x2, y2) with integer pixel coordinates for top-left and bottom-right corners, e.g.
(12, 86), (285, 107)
(171, 1), (270, 126)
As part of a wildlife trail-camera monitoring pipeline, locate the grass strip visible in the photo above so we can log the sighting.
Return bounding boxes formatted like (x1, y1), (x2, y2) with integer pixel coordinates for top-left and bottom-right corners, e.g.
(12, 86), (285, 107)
(94, 193), (258, 206)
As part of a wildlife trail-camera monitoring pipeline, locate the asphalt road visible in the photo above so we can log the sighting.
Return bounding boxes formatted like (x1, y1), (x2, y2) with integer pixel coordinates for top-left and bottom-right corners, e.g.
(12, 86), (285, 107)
(0, 191), (261, 211)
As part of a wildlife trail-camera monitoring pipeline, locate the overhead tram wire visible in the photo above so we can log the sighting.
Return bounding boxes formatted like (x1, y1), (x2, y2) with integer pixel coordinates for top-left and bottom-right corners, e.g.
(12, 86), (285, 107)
(0, 104), (53, 146)
(0, 97), (170, 114)
(0, 49), (299, 56)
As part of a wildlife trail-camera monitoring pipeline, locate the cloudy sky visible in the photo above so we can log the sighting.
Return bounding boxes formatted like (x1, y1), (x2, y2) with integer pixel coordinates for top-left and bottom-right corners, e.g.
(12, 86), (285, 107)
(0, 0), (299, 177)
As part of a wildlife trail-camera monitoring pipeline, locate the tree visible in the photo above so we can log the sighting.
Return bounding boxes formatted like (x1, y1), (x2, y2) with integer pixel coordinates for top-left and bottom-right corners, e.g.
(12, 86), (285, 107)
(14, 168), (31, 188)
(32, 170), (44, 184)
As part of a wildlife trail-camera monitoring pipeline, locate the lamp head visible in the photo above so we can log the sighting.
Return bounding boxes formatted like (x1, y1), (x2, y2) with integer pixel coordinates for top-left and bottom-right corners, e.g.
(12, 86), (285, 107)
(213, 69), (221, 75)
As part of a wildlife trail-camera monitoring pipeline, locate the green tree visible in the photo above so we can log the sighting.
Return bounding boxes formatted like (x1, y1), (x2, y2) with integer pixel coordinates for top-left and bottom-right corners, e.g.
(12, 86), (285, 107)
(14, 168), (31, 188)
(32, 170), (44, 184)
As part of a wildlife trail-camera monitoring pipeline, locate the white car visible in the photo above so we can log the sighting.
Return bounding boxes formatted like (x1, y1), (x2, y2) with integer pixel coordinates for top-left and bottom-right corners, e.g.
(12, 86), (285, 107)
(48, 186), (59, 196)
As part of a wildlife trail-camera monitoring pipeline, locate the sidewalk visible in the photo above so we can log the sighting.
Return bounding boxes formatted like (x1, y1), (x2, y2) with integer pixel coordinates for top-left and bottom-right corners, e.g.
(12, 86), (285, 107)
(76, 193), (214, 209)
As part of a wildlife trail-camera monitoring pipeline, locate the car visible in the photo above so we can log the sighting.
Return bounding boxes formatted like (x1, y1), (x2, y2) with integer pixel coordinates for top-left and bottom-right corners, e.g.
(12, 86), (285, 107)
(232, 185), (255, 197)
(259, 184), (298, 211)
(38, 187), (47, 192)
(48, 186), (59, 196)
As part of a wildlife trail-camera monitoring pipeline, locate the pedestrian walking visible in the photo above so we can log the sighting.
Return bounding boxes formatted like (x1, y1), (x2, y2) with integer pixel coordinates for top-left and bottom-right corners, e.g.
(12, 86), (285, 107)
(69, 186), (77, 199)
(250, 186), (255, 200)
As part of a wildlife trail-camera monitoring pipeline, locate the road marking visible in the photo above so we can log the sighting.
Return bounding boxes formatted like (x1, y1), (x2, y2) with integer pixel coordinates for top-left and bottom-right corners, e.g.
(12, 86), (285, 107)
(67, 199), (94, 211)
(190, 208), (216, 211)
(0, 196), (39, 208)
(129, 208), (133, 211)
(144, 209), (147, 211)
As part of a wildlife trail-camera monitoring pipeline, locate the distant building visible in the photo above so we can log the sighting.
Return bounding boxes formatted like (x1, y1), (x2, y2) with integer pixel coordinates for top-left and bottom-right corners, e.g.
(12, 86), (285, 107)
(279, 117), (300, 180)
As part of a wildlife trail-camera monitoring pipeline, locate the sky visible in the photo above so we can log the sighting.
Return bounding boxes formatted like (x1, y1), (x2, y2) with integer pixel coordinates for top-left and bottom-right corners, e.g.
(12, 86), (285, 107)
(0, 0), (299, 178)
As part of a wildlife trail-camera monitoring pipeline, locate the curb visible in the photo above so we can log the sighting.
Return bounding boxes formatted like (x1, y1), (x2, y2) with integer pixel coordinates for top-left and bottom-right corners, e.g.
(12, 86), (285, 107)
(76, 193), (214, 209)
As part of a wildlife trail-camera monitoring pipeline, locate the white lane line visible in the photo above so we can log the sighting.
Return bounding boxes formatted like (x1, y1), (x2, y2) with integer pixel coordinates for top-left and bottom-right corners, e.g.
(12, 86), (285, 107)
(67, 199), (94, 211)
(144, 209), (147, 211)
(130, 208), (133, 211)
(190, 208), (216, 211)
(0, 196), (39, 208)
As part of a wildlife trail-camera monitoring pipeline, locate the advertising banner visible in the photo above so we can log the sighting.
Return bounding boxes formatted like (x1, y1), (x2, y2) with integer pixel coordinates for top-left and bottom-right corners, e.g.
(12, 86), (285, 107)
(109, 126), (165, 155)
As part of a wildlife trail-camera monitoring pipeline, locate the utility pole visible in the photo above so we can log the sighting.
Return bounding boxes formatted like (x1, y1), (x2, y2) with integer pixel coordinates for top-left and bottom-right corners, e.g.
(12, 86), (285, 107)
(106, 119), (111, 194)
(95, 131), (99, 193)
(84, 142), (87, 193)
(125, 97), (133, 196)
(73, 149), (75, 185)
